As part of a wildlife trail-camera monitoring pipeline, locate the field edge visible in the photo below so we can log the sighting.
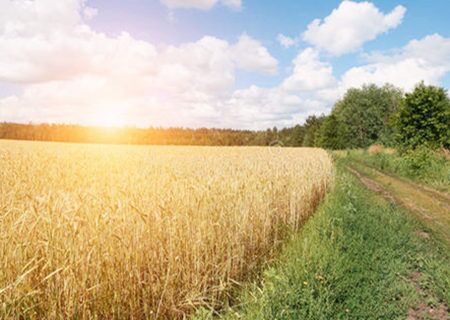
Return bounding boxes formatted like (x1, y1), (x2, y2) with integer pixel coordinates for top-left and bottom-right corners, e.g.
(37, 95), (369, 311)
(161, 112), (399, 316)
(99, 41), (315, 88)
(195, 162), (450, 319)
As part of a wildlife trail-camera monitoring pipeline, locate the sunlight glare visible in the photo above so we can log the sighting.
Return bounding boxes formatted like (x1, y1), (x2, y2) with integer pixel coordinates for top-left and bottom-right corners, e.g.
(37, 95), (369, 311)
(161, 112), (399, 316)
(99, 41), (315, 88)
(92, 106), (127, 128)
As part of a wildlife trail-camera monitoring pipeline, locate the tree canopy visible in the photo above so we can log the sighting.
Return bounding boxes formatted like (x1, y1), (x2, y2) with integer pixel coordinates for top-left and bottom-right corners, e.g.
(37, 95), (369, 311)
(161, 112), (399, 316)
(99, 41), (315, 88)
(395, 82), (450, 149)
(318, 84), (403, 149)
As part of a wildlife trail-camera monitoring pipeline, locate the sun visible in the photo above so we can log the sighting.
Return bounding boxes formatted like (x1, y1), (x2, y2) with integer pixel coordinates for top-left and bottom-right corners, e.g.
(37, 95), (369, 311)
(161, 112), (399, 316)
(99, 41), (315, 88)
(91, 107), (127, 128)
(95, 113), (125, 128)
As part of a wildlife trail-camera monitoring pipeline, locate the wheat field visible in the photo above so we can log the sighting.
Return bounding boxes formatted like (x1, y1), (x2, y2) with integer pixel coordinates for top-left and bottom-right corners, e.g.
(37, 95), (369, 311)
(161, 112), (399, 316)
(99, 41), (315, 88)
(0, 140), (333, 319)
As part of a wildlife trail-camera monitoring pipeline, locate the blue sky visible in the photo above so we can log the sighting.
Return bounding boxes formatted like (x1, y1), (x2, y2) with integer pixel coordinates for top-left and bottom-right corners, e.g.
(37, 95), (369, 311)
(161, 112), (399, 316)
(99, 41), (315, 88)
(88, 0), (450, 88)
(0, 0), (449, 129)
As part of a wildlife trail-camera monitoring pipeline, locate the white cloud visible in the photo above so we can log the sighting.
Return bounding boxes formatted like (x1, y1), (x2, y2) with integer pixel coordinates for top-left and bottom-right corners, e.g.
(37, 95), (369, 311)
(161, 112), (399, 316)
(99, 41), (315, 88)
(0, 0), (280, 128)
(277, 34), (297, 49)
(0, 0), (88, 36)
(222, 48), (335, 129)
(0, 27), (158, 83)
(341, 59), (444, 92)
(230, 34), (278, 75)
(225, 85), (329, 129)
(224, 33), (450, 129)
(303, 1), (406, 55)
(1, 0), (449, 130)
(341, 34), (450, 91)
(0, 30), (278, 127)
(159, 0), (241, 10)
(282, 48), (336, 92)
(225, 86), (303, 129)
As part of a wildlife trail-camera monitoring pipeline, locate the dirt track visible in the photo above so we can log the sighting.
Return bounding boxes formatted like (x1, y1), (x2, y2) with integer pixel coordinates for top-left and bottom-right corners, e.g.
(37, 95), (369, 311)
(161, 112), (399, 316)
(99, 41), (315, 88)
(347, 163), (450, 246)
(347, 163), (450, 320)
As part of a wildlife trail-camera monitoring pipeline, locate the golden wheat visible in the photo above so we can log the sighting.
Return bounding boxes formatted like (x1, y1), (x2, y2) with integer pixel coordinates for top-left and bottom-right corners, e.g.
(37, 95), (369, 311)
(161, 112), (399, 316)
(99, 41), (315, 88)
(0, 139), (333, 319)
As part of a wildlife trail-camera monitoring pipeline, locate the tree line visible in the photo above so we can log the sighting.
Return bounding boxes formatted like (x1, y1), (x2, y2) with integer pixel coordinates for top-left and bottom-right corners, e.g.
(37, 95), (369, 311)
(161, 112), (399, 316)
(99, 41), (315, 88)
(0, 122), (308, 146)
(0, 82), (448, 149)
(315, 82), (449, 150)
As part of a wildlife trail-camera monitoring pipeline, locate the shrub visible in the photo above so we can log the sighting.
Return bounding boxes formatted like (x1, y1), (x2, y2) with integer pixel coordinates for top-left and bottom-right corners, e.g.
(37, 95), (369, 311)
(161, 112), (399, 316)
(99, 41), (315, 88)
(399, 147), (449, 181)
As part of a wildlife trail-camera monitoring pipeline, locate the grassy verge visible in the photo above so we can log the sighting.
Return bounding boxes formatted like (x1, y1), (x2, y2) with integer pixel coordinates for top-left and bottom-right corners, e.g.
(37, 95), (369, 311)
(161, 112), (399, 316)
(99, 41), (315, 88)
(195, 162), (450, 319)
(344, 148), (450, 193)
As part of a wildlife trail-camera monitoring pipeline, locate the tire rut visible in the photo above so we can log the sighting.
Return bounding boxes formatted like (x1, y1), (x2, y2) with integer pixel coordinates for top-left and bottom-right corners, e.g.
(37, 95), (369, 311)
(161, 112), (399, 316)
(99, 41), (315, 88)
(346, 164), (450, 246)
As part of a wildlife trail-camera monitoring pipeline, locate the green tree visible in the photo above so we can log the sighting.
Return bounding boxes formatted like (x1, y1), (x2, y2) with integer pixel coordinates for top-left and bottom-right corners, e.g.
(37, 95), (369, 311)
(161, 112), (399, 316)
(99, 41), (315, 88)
(290, 125), (305, 147)
(317, 114), (344, 149)
(395, 82), (450, 149)
(303, 115), (325, 147)
(332, 84), (403, 148)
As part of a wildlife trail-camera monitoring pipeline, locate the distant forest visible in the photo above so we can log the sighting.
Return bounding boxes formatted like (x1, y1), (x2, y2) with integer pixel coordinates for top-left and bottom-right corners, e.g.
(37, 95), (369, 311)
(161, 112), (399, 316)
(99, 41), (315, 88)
(0, 122), (304, 146)
(1, 82), (448, 150)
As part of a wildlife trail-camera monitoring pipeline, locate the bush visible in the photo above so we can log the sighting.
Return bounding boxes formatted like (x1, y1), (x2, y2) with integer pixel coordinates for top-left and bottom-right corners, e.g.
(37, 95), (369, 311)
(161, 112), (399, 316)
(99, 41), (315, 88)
(346, 147), (450, 192)
(399, 147), (449, 182)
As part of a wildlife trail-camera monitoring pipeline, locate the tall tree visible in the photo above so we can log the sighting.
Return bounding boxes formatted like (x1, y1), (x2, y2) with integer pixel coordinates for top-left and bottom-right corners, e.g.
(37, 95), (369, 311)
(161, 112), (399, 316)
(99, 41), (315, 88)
(303, 115), (325, 147)
(317, 114), (344, 149)
(290, 125), (305, 147)
(333, 84), (403, 148)
(395, 82), (450, 149)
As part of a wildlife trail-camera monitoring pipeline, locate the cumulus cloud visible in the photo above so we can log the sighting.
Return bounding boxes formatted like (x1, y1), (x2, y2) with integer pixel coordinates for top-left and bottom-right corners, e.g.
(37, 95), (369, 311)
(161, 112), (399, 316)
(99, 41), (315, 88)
(281, 48), (336, 92)
(225, 86), (304, 129)
(225, 33), (450, 129)
(0, 0), (85, 35)
(159, 0), (241, 10)
(303, 1), (406, 55)
(0, 28), (158, 83)
(222, 48), (336, 129)
(1, 0), (450, 130)
(277, 34), (297, 49)
(230, 34), (278, 75)
(0, 0), (281, 128)
(340, 34), (450, 91)
(225, 85), (330, 129)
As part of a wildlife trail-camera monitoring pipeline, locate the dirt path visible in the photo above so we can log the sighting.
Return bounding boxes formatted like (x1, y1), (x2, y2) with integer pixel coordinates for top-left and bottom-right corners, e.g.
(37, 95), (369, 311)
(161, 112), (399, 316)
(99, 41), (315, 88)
(347, 163), (450, 246)
(347, 163), (450, 319)
(352, 159), (450, 203)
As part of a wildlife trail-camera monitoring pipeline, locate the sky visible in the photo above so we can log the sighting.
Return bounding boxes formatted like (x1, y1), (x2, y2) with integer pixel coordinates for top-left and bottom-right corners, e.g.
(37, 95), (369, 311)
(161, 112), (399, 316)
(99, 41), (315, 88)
(0, 0), (449, 130)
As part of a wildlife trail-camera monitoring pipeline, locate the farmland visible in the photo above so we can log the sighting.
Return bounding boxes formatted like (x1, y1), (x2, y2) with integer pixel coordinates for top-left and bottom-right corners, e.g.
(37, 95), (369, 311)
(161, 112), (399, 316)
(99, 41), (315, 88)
(220, 161), (450, 320)
(0, 140), (333, 319)
(1, 0), (450, 319)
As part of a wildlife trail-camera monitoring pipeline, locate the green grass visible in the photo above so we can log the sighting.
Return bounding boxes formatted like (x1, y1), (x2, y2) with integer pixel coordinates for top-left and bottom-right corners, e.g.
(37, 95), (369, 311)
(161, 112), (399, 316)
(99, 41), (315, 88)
(345, 148), (450, 193)
(194, 163), (450, 319)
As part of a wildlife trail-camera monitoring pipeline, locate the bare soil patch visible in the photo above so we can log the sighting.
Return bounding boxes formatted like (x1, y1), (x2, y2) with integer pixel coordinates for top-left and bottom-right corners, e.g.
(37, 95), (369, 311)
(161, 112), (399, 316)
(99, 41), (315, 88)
(406, 272), (449, 320)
